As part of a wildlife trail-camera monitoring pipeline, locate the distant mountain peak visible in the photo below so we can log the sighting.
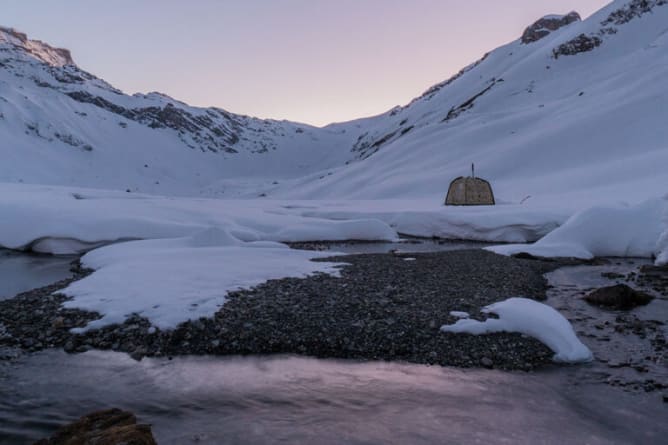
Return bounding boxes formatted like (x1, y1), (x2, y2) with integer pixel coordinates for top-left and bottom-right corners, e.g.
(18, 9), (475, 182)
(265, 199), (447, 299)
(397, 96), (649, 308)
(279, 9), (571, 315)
(0, 26), (74, 66)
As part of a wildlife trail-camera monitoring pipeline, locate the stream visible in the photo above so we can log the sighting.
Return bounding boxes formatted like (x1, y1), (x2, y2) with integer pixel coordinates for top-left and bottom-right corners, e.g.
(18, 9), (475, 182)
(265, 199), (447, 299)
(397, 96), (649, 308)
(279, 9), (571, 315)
(0, 244), (666, 444)
(0, 250), (74, 300)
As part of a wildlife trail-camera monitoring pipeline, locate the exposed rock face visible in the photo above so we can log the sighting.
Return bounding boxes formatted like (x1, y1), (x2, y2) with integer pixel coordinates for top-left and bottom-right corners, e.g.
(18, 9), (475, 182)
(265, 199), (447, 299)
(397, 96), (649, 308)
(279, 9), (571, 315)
(0, 26), (74, 66)
(553, 34), (603, 58)
(0, 26), (330, 159)
(602, 0), (668, 26)
(551, 0), (668, 59)
(521, 12), (581, 44)
(34, 408), (157, 445)
(66, 91), (242, 153)
(584, 284), (654, 310)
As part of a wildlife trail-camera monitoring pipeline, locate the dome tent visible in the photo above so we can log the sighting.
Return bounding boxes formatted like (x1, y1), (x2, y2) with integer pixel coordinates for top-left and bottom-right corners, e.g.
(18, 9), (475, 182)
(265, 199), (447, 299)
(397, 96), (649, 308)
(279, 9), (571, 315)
(444, 164), (495, 206)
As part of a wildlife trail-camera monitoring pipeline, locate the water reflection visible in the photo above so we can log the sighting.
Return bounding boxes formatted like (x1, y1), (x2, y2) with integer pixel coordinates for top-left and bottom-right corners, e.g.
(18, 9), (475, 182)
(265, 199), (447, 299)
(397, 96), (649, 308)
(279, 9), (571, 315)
(0, 250), (74, 299)
(0, 350), (664, 444)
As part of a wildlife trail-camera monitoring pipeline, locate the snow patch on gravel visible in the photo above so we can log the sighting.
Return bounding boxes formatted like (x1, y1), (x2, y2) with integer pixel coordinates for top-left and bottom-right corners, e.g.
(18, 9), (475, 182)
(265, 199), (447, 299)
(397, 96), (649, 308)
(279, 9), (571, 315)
(449, 311), (470, 319)
(63, 228), (346, 331)
(441, 297), (592, 363)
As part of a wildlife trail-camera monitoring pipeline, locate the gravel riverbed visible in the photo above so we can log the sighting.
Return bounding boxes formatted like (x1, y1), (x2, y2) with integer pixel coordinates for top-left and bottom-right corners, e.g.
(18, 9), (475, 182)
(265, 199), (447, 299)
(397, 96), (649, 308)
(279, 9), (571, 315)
(0, 250), (565, 370)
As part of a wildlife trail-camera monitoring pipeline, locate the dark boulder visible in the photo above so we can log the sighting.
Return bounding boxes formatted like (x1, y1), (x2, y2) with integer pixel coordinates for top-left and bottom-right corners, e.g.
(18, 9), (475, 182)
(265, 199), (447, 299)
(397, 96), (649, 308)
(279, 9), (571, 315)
(584, 284), (654, 310)
(34, 408), (157, 445)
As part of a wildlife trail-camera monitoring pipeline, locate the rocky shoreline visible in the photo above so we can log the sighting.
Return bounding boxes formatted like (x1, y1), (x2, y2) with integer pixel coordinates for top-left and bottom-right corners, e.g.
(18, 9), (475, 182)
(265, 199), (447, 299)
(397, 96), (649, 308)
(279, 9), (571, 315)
(0, 249), (566, 370)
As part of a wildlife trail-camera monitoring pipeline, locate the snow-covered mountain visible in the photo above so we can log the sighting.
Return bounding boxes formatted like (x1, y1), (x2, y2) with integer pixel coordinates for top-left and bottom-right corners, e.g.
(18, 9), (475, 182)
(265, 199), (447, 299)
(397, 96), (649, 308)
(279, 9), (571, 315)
(1, 0), (667, 206)
(274, 0), (668, 205)
(0, 26), (355, 196)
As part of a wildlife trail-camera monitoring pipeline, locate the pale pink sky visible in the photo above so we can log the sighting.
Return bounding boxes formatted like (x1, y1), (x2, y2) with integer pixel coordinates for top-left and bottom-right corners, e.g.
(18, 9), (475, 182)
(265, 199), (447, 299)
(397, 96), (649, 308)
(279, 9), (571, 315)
(5, 0), (610, 126)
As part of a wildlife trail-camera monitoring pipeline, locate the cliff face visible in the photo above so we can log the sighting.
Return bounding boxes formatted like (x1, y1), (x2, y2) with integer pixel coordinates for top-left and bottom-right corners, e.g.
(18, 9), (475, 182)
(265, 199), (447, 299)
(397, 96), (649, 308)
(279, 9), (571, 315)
(0, 26), (74, 66)
(521, 12), (582, 44)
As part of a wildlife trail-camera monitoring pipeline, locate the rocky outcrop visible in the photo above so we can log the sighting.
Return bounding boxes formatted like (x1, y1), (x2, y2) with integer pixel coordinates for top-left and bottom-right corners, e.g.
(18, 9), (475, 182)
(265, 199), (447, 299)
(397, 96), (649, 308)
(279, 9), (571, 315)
(601, 0), (668, 26)
(34, 408), (157, 445)
(1, 26), (320, 159)
(0, 26), (74, 66)
(66, 91), (241, 153)
(553, 34), (603, 58)
(584, 284), (654, 310)
(442, 79), (502, 122)
(521, 12), (581, 44)
(551, 0), (668, 59)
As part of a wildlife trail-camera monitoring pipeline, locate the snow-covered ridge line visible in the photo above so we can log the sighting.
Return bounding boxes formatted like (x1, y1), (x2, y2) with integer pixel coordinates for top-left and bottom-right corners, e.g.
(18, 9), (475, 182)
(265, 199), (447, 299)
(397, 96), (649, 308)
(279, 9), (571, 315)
(553, 0), (668, 58)
(602, 0), (668, 26)
(0, 26), (73, 66)
(0, 25), (358, 194)
(2, 0), (668, 205)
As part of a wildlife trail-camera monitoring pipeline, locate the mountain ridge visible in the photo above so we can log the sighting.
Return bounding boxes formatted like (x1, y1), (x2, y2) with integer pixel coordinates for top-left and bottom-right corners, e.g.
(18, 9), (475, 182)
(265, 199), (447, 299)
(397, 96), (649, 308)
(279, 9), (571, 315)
(1, 0), (667, 204)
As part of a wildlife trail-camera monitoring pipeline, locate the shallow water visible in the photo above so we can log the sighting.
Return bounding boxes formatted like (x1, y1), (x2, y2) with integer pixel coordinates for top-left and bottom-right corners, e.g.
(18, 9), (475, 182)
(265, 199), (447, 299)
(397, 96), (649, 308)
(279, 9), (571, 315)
(0, 350), (665, 445)
(0, 249), (666, 444)
(545, 259), (668, 395)
(0, 250), (74, 300)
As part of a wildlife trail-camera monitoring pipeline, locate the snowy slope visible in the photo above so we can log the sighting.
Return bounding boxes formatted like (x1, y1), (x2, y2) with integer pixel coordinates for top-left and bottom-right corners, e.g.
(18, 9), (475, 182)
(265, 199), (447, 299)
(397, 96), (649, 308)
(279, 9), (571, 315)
(0, 26), (355, 196)
(272, 0), (668, 209)
(2, 1), (667, 205)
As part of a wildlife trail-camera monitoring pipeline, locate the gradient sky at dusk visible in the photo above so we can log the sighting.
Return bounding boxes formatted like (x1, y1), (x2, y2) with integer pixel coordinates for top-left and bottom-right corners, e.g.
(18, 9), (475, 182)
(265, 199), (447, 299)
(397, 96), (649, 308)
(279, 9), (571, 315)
(4, 0), (610, 126)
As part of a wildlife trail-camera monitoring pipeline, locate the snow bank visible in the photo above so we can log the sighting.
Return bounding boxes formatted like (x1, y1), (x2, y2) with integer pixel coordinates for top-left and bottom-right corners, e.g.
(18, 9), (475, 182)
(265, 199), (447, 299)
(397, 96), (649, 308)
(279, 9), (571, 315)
(657, 230), (668, 266)
(0, 184), (572, 254)
(273, 219), (398, 242)
(441, 297), (592, 363)
(488, 198), (668, 261)
(657, 199), (668, 265)
(0, 184), (399, 254)
(298, 201), (569, 243)
(63, 228), (345, 331)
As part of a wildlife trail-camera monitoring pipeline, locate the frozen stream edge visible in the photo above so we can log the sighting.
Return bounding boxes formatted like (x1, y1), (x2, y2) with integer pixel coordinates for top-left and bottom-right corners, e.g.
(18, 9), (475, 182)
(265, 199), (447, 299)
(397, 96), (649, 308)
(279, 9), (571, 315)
(0, 250), (666, 444)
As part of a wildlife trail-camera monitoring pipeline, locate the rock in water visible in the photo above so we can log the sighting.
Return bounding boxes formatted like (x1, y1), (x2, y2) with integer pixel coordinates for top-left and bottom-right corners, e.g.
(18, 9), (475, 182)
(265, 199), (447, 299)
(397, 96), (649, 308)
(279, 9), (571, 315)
(34, 408), (157, 445)
(584, 284), (654, 310)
